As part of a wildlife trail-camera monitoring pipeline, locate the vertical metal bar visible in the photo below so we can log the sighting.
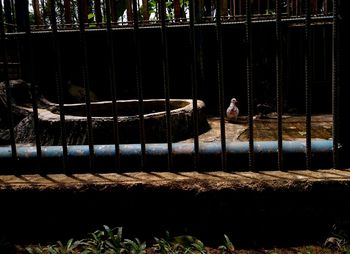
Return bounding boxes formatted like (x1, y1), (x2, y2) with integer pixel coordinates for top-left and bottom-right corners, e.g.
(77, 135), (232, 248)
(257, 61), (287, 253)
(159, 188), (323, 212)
(0, 0), (17, 165)
(305, 0), (312, 170)
(233, 0), (236, 18)
(63, 0), (72, 26)
(159, 0), (173, 170)
(50, 0), (68, 173)
(296, 0), (299, 16)
(94, 0), (102, 25)
(81, 0), (88, 24)
(132, 0), (146, 170)
(105, 0), (120, 171)
(246, 0), (254, 171)
(78, 0), (95, 171)
(315, 0), (318, 15)
(238, 0), (241, 15)
(155, 0), (159, 21)
(19, 0), (43, 173)
(215, 0), (227, 171)
(336, 0), (350, 168)
(276, 0), (283, 170)
(189, 0), (199, 170)
(332, 0), (339, 168)
(110, 0), (117, 23)
(127, 0), (133, 23)
(4, 0), (14, 32)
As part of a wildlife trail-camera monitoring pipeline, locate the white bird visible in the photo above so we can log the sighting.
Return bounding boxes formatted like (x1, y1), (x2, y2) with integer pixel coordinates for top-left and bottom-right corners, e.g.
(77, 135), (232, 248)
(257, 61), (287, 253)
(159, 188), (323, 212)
(226, 98), (239, 123)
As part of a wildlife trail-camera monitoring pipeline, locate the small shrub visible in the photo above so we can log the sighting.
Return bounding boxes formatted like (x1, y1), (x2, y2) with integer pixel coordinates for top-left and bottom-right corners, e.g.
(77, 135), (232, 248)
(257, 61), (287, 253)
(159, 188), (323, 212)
(218, 234), (234, 254)
(153, 231), (206, 254)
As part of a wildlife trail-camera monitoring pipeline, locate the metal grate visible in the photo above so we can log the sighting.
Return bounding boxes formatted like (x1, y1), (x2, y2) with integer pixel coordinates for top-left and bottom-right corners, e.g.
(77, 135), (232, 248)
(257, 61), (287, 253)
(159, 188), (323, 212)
(0, 0), (346, 174)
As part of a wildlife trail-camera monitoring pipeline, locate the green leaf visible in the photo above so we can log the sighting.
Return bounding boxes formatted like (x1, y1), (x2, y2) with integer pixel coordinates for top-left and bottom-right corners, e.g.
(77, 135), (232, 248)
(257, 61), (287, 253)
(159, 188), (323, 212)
(223, 234), (234, 253)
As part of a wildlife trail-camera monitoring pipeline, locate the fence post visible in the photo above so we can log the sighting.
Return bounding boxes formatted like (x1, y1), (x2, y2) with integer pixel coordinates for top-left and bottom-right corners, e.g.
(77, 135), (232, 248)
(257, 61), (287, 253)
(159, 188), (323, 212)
(336, 0), (350, 168)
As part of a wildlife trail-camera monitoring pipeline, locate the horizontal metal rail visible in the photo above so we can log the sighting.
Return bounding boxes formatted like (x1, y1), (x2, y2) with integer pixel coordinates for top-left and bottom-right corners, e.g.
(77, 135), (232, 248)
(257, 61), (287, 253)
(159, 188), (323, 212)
(3, 15), (334, 36)
(0, 140), (333, 174)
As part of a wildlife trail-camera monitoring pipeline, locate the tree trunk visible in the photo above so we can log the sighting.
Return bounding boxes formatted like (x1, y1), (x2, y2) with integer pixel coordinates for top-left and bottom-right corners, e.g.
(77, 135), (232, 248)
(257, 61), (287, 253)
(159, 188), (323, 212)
(142, 0), (149, 21)
(32, 0), (42, 26)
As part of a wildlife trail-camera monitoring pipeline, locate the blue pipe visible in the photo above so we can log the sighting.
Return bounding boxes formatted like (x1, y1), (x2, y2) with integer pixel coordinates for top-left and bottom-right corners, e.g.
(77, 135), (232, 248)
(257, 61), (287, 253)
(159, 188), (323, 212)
(0, 140), (333, 173)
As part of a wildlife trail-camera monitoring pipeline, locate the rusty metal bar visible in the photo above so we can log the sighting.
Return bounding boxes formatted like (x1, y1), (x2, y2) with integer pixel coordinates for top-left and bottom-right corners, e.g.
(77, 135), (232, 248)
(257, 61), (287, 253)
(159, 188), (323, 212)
(105, 0), (121, 171)
(50, 0), (68, 173)
(215, 0), (227, 171)
(334, 0), (350, 168)
(304, 0), (312, 170)
(18, 0), (43, 173)
(189, 0), (200, 170)
(81, 0), (89, 25)
(276, 0), (283, 170)
(245, 0), (255, 171)
(159, 0), (173, 170)
(77, 0), (95, 171)
(132, 0), (146, 170)
(0, 0), (17, 167)
(332, 0), (339, 168)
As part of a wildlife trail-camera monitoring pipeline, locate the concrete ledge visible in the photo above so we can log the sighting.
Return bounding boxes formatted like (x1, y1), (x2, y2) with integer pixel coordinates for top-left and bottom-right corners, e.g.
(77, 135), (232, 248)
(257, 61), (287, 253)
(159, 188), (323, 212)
(1, 170), (350, 248)
(1, 169), (350, 190)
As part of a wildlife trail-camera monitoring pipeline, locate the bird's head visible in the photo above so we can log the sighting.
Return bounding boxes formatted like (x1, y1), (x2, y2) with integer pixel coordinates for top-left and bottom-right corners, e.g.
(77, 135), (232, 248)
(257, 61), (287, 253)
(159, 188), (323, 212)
(230, 98), (238, 104)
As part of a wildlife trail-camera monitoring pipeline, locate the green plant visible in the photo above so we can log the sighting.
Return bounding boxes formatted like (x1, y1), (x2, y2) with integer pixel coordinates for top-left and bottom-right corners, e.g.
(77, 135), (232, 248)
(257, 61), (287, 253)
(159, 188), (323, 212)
(124, 238), (147, 254)
(45, 239), (83, 254)
(25, 246), (45, 254)
(153, 231), (206, 254)
(82, 225), (124, 253)
(26, 240), (82, 254)
(323, 224), (349, 252)
(218, 234), (234, 254)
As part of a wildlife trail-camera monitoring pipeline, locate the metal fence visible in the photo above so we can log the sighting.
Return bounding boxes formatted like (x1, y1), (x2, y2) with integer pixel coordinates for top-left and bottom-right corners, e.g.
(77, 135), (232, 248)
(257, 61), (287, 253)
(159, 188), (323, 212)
(0, 0), (348, 174)
(0, 0), (334, 31)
